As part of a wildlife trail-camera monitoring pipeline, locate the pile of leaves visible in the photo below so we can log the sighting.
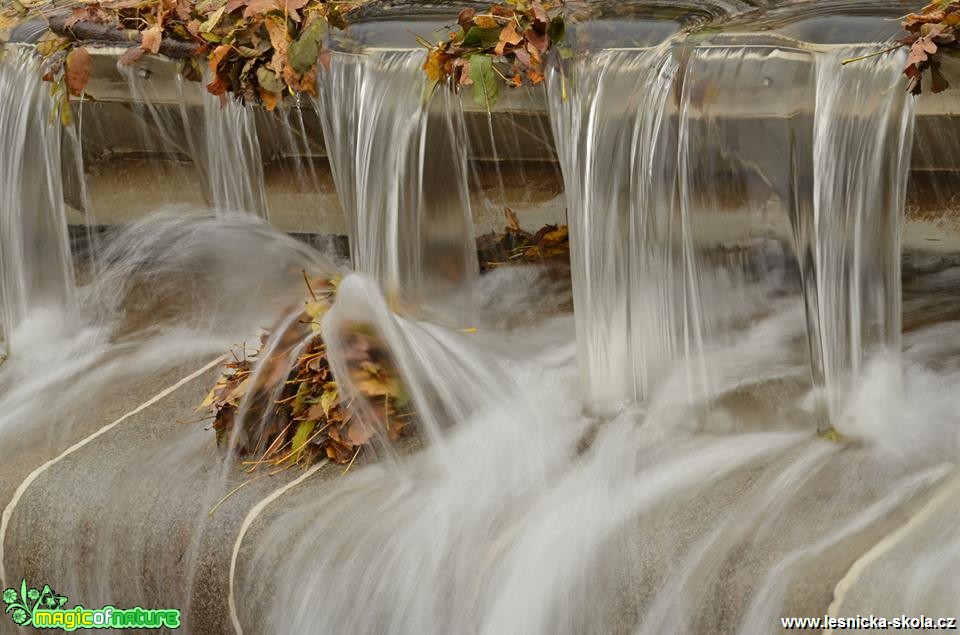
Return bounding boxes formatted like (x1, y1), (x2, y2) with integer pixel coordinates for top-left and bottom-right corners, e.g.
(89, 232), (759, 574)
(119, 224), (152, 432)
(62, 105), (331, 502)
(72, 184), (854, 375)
(423, 0), (570, 109)
(200, 274), (414, 469)
(476, 207), (569, 272)
(15, 0), (371, 109)
(898, 0), (960, 94)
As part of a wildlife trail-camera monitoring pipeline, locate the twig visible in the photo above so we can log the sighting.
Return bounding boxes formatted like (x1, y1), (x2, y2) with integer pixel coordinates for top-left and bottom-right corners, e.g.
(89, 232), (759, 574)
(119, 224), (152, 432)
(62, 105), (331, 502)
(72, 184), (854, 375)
(341, 445), (361, 475)
(841, 45), (902, 66)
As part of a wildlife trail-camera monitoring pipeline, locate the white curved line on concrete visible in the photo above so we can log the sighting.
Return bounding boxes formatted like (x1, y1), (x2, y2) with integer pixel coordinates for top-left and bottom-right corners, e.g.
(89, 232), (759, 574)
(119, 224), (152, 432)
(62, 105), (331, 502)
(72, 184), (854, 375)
(229, 460), (328, 635)
(824, 469), (960, 634)
(0, 355), (226, 587)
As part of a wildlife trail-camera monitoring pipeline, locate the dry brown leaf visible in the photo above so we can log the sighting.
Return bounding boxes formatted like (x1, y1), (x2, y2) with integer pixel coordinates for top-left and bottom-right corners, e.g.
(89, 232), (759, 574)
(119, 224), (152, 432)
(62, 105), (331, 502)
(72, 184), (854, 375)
(65, 47), (92, 96)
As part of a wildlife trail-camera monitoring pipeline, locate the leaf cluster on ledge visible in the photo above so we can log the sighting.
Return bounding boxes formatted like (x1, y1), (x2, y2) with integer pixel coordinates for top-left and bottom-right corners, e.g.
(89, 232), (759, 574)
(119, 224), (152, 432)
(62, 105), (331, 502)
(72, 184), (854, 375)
(201, 218), (569, 470)
(15, 0), (371, 109)
(899, 0), (960, 94)
(201, 275), (414, 469)
(423, 0), (569, 109)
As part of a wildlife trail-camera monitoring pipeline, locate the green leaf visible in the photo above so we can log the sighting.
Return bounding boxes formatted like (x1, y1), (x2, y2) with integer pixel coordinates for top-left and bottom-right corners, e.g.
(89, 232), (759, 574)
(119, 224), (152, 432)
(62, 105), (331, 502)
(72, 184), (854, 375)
(469, 54), (499, 110)
(290, 420), (315, 461)
(320, 387), (339, 417)
(461, 26), (501, 49)
(292, 381), (311, 416)
(199, 5), (226, 34)
(288, 18), (328, 74)
(257, 66), (284, 93)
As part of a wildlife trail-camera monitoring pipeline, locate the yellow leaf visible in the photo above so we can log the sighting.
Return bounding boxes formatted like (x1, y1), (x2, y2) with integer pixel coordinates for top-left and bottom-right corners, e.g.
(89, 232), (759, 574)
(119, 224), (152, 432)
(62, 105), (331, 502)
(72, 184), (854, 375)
(197, 387), (218, 411)
(305, 300), (327, 334)
(200, 4), (226, 33)
(423, 48), (444, 82)
(320, 387), (339, 417)
(289, 420), (315, 462)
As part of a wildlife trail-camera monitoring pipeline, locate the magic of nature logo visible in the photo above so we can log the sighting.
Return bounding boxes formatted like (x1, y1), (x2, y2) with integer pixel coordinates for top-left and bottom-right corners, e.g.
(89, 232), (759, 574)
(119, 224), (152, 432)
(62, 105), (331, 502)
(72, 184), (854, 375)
(3, 580), (180, 630)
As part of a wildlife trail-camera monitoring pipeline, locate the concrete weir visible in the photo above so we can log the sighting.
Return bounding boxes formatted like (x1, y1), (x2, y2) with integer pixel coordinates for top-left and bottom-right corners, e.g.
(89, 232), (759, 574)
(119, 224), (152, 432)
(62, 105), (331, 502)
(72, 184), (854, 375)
(4, 1), (960, 633)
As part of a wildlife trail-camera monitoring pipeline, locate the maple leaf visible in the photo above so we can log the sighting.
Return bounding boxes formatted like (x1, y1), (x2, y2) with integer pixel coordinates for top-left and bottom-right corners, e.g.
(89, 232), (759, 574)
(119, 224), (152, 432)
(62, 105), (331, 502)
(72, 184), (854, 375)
(494, 22), (523, 56)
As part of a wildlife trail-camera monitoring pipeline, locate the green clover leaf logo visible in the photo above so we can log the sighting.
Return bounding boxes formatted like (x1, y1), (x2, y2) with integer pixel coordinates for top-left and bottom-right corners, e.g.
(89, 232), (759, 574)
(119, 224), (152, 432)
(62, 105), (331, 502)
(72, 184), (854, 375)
(3, 580), (69, 628)
(38, 585), (67, 610)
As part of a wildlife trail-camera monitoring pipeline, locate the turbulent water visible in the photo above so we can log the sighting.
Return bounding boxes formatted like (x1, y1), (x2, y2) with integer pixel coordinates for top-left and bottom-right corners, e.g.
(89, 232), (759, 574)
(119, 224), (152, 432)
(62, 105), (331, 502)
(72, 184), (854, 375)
(2, 4), (960, 635)
(0, 47), (75, 357)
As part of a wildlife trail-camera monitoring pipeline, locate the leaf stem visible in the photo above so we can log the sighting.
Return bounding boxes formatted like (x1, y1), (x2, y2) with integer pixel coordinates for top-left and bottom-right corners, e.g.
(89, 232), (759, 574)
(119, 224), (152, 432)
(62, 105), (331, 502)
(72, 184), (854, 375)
(841, 45), (902, 66)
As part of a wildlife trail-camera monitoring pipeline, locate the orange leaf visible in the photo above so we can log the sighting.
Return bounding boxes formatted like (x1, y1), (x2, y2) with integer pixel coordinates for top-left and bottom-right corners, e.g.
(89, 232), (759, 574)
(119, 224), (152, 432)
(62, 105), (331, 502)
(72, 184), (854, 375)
(206, 73), (229, 96)
(209, 44), (232, 73)
(65, 47), (91, 96)
(141, 24), (162, 54)
(259, 86), (280, 110)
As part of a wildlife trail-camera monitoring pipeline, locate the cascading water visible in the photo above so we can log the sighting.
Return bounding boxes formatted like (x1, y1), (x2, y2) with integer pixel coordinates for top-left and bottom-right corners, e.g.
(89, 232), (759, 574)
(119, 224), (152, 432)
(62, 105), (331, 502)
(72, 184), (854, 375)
(4, 4), (960, 634)
(548, 37), (918, 425)
(547, 46), (688, 414)
(804, 47), (915, 423)
(315, 50), (477, 310)
(110, 66), (269, 218)
(193, 87), (270, 217)
(0, 47), (75, 357)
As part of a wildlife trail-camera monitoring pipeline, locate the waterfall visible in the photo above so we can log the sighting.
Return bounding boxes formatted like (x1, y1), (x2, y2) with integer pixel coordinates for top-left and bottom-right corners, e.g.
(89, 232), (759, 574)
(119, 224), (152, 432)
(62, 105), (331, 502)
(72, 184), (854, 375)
(0, 47), (75, 356)
(112, 66), (269, 218)
(548, 41), (916, 422)
(804, 48), (915, 424)
(315, 50), (477, 310)
(547, 47), (687, 415)
(194, 88), (269, 217)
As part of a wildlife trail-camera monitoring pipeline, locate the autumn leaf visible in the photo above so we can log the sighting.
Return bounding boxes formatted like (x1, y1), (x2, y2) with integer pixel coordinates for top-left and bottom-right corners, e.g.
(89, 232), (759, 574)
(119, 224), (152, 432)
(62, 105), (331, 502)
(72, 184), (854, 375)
(320, 386), (339, 417)
(461, 26), (501, 49)
(243, 0), (278, 18)
(494, 22), (523, 56)
(65, 47), (91, 96)
(474, 15), (499, 29)
(141, 24), (162, 54)
(118, 46), (146, 66)
(199, 4), (226, 33)
(264, 16), (290, 73)
(346, 421), (373, 446)
(289, 420), (315, 462)
(206, 73), (230, 96)
(469, 53), (498, 110)
(457, 7), (476, 31)
(257, 65), (284, 92)
(259, 87), (281, 110)
(288, 17), (327, 74)
(423, 48), (445, 82)
(209, 43), (232, 73)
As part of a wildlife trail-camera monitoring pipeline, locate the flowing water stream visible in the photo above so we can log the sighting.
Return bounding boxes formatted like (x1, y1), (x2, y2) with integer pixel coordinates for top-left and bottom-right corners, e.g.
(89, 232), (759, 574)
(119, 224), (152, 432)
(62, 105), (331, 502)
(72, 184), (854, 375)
(0, 47), (75, 358)
(2, 2), (960, 633)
